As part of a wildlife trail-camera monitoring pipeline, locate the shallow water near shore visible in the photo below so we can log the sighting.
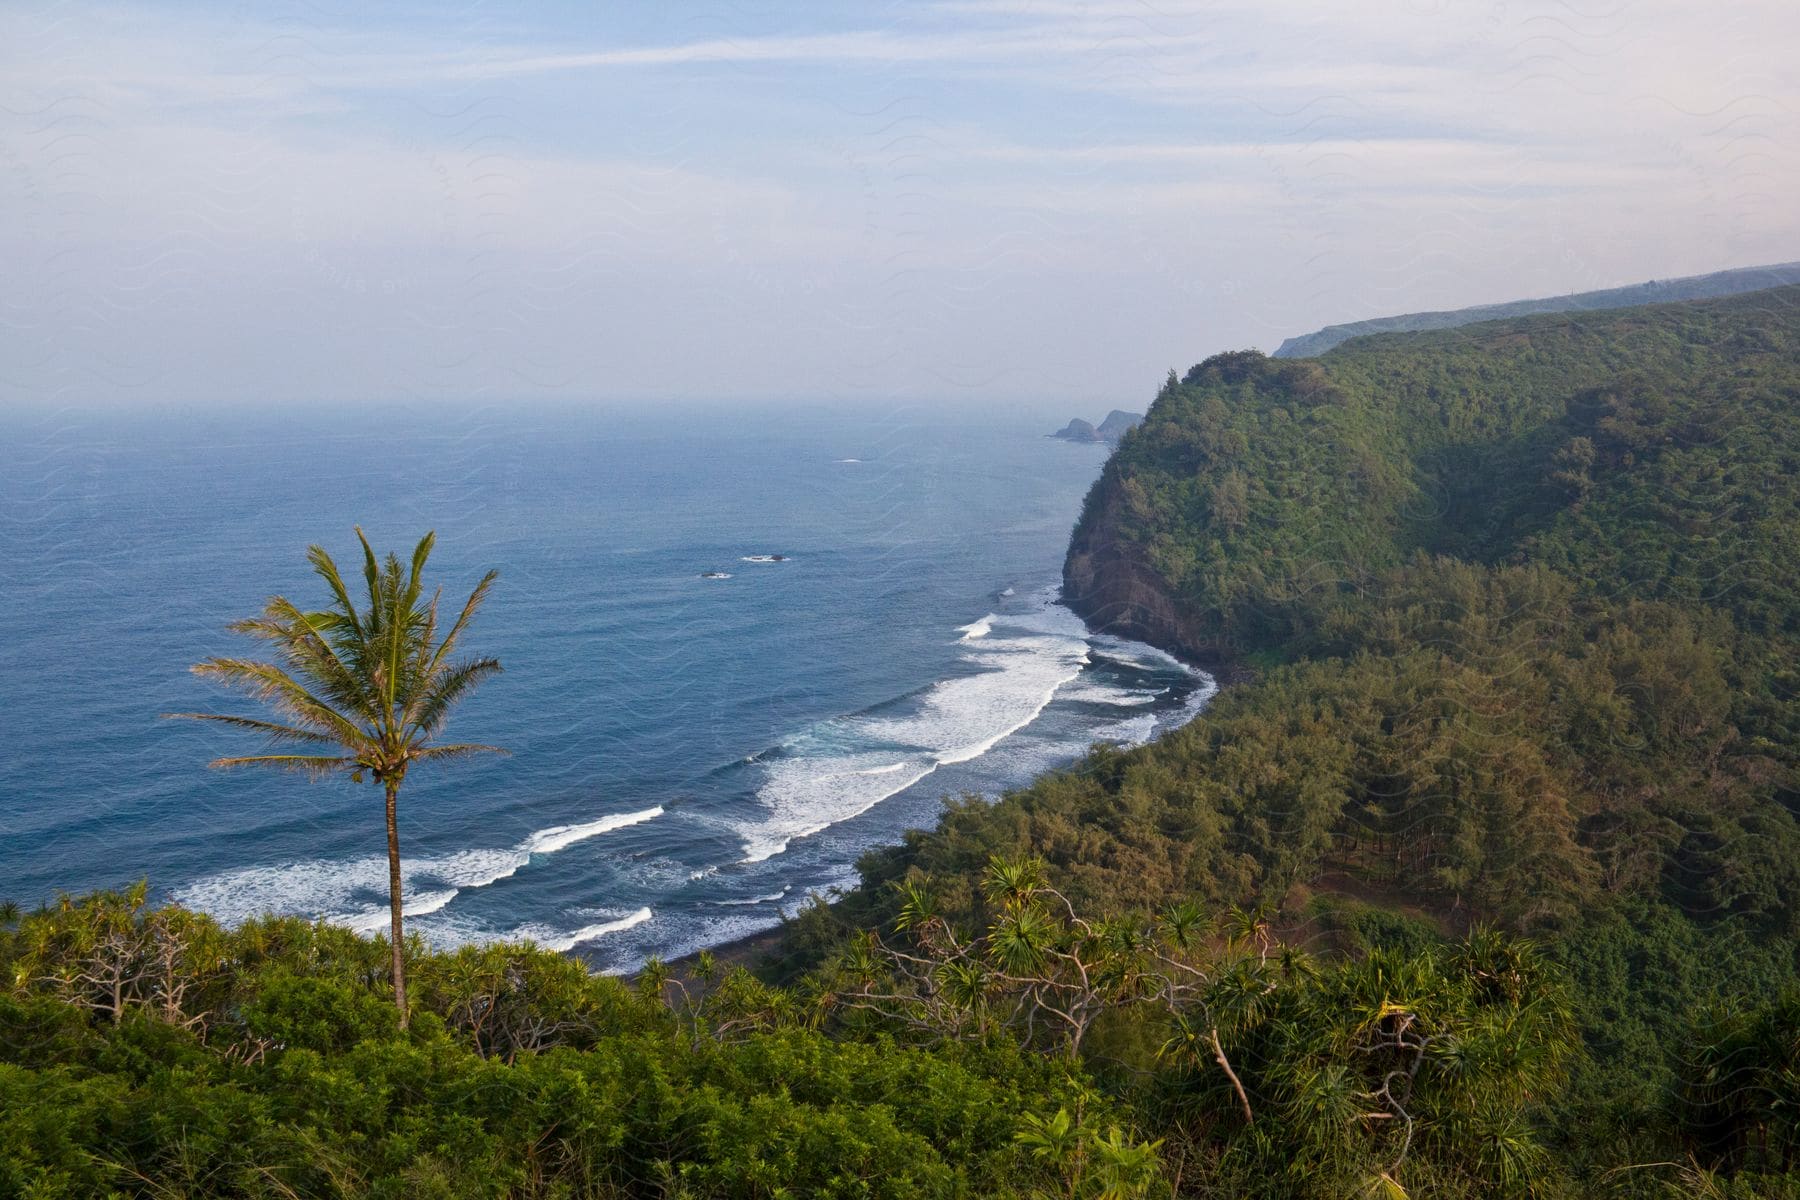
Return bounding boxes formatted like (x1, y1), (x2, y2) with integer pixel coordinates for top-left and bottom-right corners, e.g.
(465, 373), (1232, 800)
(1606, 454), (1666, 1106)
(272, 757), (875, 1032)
(0, 400), (1211, 972)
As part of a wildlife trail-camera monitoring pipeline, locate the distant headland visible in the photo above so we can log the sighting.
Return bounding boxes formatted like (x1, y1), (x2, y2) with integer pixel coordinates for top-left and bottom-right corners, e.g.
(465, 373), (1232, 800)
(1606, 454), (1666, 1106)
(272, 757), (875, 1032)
(1271, 259), (1800, 358)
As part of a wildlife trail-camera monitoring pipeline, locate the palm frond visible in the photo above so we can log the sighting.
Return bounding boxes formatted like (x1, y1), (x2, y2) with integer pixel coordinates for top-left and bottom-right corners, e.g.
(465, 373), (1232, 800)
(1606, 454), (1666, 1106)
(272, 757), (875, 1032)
(428, 569), (498, 677)
(225, 612), (293, 641)
(410, 743), (509, 763)
(409, 588), (442, 684)
(224, 608), (367, 716)
(356, 527), (382, 624)
(307, 543), (364, 640)
(187, 658), (371, 746)
(208, 754), (356, 778)
(405, 532), (435, 613)
(180, 530), (503, 784)
(380, 549), (410, 722)
(162, 713), (340, 747)
(263, 596), (372, 714)
(404, 657), (503, 739)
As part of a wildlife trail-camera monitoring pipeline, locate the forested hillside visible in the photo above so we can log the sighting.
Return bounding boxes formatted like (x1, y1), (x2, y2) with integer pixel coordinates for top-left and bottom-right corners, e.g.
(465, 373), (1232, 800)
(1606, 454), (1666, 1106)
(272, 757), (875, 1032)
(825, 286), (1800, 1192)
(1271, 260), (1800, 357)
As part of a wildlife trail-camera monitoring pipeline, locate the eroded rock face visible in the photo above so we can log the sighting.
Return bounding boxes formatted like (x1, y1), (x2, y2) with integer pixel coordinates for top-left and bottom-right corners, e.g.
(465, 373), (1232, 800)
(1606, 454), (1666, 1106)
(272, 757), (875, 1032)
(1062, 476), (1228, 670)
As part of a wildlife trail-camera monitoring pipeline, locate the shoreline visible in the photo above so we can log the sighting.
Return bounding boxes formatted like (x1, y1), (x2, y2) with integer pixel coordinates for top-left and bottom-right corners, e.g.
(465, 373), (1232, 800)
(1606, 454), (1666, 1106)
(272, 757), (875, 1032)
(656, 920), (790, 979)
(644, 607), (1238, 980)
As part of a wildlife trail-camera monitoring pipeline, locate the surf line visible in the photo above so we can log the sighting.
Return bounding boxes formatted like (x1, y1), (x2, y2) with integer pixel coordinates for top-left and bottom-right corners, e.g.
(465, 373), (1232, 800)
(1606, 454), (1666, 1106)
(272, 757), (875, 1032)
(176, 805), (667, 934)
(532, 907), (654, 952)
(738, 626), (1090, 862)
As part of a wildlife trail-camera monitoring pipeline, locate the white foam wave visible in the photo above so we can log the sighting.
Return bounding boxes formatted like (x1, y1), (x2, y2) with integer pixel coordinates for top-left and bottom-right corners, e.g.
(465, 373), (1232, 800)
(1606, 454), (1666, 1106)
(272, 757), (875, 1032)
(1000, 592), (1095, 639)
(335, 889), (461, 936)
(958, 615), (994, 640)
(735, 591), (1090, 862)
(1056, 682), (1164, 707)
(1078, 615), (1218, 737)
(1090, 634), (1196, 675)
(1157, 673), (1220, 734)
(865, 636), (1087, 764)
(526, 907), (654, 952)
(527, 806), (663, 854)
(173, 805), (666, 930)
(1096, 713), (1161, 748)
(741, 755), (940, 862)
(631, 911), (785, 969)
(715, 886), (792, 906)
(936, 658), (1079, 765)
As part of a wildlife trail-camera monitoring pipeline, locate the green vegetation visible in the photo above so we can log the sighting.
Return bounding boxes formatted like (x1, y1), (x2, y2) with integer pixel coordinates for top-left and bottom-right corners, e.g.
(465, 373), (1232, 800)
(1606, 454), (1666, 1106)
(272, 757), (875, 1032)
(826, 287), (1800, 1191)
(4, 879), (1580, 1198)
(167, 530), (505, 1027)
(0, 886), (1118, 1198)
(1270, 260), (1800, 357)
(6, 287), (1800, 1195)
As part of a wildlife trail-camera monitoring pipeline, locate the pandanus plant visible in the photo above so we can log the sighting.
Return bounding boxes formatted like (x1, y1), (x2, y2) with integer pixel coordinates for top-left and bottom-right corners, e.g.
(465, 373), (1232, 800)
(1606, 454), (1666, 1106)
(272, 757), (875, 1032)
(168, 530), (504, 1026)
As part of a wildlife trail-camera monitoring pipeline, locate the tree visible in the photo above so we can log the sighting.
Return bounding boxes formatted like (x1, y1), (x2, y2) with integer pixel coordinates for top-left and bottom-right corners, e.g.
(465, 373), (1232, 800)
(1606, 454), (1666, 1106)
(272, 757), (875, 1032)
(1209, 470), (1250, 532)
(168, 530), (504, 1026)
(1548, 435), (1596, 503)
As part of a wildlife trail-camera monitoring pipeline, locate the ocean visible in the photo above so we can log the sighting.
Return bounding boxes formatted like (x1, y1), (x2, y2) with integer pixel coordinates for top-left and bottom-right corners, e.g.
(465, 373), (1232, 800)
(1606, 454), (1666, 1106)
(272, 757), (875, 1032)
(0, 400), (1212, 971)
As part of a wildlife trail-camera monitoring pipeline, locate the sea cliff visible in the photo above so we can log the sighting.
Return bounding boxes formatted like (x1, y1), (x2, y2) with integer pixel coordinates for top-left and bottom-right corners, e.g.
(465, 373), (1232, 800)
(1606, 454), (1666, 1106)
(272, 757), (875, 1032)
(1061, 464), (1221, 669)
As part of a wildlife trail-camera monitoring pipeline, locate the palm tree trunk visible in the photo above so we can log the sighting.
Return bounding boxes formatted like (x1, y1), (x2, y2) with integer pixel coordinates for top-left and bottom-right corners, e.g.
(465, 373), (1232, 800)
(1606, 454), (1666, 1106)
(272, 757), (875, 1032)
(385, 778), (409, 1029)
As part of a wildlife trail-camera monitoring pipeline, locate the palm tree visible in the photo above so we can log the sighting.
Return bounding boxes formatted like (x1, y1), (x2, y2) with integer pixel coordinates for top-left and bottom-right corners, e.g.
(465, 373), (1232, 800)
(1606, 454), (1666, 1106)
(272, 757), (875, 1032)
(169, 530), (504, 1026)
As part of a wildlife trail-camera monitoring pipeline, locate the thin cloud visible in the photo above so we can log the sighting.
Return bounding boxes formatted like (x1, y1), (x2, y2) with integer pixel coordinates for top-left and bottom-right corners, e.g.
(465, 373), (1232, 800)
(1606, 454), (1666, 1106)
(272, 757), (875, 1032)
(1, 0), (1795, 404)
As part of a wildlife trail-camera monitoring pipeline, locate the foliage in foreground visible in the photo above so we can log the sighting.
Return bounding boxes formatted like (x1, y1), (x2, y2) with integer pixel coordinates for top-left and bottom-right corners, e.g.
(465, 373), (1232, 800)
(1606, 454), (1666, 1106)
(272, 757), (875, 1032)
(6, 878), (1791, 1198)
(809, 857), (1581, 1198)
(0, 888), (1117, 1199)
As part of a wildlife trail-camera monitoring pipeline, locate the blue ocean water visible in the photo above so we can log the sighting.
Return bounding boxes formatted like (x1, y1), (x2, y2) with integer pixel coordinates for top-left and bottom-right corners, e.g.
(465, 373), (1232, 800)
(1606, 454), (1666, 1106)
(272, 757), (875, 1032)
(0, 400), (1211, 970)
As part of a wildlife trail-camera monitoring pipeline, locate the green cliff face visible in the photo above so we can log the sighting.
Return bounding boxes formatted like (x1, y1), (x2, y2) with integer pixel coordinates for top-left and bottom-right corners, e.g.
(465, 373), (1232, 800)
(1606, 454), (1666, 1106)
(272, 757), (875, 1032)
(1067, 285), (1800, 667)
(1050, 284), (1800, 941)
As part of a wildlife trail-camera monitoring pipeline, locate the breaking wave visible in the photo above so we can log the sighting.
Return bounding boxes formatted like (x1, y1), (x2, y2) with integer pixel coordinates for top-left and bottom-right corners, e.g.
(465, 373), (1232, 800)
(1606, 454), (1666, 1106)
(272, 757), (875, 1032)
(520, 907), (654, 952)
(172, 806), (665, 930)
(733, 591), (1093, 863)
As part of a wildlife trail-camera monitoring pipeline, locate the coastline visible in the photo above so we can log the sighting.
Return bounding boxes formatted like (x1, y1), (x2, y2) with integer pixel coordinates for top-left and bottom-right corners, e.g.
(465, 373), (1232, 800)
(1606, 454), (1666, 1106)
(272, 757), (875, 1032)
(644, 590), (1239, 980)
(660, 922), (789, 977)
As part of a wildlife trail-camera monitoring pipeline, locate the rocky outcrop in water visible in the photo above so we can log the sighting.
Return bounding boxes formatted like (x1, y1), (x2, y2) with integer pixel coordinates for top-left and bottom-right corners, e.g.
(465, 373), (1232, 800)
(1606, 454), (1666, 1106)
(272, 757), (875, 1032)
(1049, 417), (1101, 442)
(1049, 410), (1142, 444)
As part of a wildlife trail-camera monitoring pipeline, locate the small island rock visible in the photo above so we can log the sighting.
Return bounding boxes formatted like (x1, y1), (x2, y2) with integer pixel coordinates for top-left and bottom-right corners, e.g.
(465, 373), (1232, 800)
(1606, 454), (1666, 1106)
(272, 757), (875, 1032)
(1049, 417), (1101, 442)
(1049, 411), (1142, 444)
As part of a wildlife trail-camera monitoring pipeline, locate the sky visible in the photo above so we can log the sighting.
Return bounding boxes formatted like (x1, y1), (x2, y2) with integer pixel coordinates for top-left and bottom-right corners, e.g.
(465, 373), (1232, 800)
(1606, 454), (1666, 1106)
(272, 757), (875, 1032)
(2, 0), (1797, 408)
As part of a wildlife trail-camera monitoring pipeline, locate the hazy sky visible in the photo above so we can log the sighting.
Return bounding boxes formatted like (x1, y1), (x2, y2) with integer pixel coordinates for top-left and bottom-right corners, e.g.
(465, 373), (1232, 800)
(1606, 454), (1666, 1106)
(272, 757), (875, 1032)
(4, 1), (1796, 407)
